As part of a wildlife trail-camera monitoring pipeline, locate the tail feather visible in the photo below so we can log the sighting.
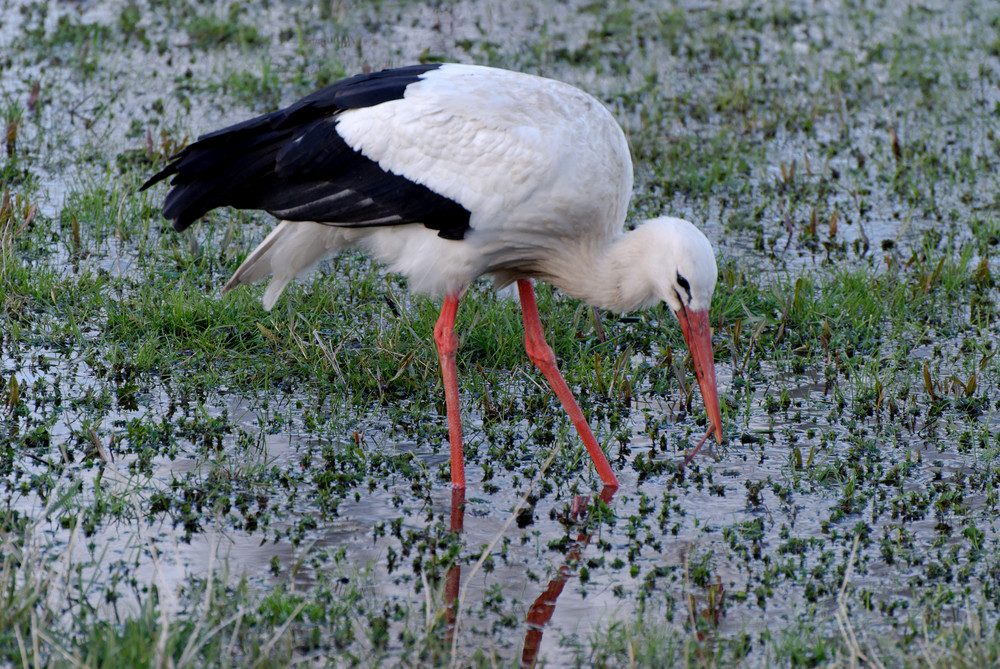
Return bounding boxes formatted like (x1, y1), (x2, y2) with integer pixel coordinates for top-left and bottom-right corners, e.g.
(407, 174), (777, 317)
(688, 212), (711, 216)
(224, 221), (351, 310)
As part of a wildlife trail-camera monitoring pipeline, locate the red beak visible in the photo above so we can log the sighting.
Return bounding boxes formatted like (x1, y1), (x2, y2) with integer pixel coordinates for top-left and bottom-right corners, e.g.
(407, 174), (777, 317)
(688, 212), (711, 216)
(675, 307), (723, 444)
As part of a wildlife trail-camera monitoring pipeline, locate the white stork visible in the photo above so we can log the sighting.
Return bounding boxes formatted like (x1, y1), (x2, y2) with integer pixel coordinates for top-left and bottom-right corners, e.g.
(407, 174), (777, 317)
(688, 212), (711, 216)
(141, 63), (724, 490)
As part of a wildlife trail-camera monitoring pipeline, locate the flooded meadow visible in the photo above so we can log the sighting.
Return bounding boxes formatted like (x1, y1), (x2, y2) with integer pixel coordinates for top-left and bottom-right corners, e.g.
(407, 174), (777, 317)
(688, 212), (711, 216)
(2, 0), (1000, 666)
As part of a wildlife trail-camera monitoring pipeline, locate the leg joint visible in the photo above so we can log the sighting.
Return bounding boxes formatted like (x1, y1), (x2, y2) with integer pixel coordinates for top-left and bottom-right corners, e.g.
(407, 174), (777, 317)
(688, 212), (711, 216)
(434, 322), (458, 356)
(524, 336), (557, 369)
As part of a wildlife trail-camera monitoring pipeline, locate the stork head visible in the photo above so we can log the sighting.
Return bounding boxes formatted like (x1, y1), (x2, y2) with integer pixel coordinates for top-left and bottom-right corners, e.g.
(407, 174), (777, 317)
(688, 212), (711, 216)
(638, 217), (717, 314)
(644, 217), (723, 446)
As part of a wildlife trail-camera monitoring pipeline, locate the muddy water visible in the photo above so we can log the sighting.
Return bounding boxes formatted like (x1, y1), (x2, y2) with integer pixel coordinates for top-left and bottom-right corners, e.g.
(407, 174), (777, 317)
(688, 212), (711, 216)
(5, 298), (997, 663)
(18, 351), (991, 660)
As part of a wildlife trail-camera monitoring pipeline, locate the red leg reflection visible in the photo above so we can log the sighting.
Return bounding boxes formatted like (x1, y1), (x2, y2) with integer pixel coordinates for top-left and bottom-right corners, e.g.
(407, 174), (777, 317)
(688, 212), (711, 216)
(521, 485), (617, 667)
(444, 487), (465, 643)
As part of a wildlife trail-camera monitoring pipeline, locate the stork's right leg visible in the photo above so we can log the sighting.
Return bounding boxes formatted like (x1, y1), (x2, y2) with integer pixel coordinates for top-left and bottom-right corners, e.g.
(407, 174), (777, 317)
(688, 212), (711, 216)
(516, 280), (619, 489)
(434, 293), (466, 489)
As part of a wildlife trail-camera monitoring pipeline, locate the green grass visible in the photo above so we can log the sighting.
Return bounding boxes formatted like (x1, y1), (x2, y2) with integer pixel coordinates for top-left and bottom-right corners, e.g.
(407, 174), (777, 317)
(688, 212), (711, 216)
(183, 7), (266, 50)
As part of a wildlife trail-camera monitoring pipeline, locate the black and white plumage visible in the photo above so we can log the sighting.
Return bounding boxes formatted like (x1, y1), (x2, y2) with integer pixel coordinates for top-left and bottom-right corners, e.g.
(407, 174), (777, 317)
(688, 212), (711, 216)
(142, 63), (724, 489)
(152, 65), (470, 238)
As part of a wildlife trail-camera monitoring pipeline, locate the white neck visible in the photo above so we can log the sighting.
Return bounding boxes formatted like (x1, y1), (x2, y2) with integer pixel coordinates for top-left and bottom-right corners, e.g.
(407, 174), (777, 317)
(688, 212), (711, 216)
(540, 216), (716, 314)
(547, 223), (667, 313)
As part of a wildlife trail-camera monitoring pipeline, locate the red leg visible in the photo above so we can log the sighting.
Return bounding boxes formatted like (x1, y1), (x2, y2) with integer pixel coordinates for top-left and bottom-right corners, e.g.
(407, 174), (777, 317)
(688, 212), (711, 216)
(516, 280), (619, 489)
(434, 293), (465, 489)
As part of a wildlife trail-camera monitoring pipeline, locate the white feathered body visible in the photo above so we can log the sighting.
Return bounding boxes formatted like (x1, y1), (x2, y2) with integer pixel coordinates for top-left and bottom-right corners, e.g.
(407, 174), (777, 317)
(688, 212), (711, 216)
(226, 64), (635, 309)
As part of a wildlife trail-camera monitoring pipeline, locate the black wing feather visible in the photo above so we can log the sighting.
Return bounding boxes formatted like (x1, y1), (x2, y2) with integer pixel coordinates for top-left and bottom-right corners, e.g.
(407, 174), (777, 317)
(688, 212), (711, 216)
(141, 64), (471, 239)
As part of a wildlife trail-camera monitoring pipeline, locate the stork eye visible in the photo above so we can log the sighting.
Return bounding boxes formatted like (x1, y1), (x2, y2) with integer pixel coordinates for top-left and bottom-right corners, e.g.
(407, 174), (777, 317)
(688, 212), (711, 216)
(676, 271), (692, 301)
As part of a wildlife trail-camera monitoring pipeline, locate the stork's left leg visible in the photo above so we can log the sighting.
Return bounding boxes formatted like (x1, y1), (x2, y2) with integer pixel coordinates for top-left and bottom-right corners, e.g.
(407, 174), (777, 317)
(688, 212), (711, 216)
(434, 293), (466, 489)
(516, 280), (619, 489)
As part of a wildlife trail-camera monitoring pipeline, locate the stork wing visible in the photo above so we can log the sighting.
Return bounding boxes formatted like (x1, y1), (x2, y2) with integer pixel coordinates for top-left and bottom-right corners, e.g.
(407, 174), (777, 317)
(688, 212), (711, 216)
(141, 64), (471, 239)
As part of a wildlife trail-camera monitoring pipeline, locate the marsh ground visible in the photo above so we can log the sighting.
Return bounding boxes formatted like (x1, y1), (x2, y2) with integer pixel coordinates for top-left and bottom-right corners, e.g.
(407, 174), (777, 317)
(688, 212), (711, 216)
(2, 0), (1000, 666)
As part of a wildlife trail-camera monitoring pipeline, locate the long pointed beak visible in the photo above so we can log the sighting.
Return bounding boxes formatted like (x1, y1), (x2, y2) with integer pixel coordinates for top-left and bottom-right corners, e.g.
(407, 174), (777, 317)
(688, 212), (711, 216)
(675, 307), (723, 444)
